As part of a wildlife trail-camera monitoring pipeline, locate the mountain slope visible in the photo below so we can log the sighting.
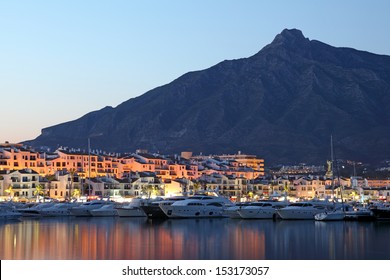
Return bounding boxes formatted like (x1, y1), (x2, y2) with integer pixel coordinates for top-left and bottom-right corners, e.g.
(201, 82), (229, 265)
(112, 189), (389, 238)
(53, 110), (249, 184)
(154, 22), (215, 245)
(27, 29), (390, 164)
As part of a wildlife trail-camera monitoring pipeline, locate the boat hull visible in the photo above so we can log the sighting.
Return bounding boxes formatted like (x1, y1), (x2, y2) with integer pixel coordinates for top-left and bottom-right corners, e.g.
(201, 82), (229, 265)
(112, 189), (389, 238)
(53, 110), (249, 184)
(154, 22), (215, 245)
(0, 211), (22, 220)
(116, 207), (146, 217)
(277, 208), (326, 220)
(371, 208), (390, 220)
(140, 205), (167, 219)
(89, 210), (118, 217)
(238, 207), (277, 219)
(314, 211), (345, 221)
(162, 205), (227, 218)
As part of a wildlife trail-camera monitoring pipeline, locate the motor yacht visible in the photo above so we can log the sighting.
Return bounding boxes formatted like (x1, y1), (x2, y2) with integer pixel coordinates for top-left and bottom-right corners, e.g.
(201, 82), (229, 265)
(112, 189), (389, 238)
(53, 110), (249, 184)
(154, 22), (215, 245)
(0, 204), (22, 220)
(277, 201), (332, 220)
(160, 194), (233, 218)
(370, 202), (390, 220)
(224, 202), (250, 219)
(335, 204), (373, 221)
(314, 209), (345, 221)
(17, 202), (55, 217)
(39, 203), (77, 217)
(140, 196), (186, 219)
(69, 200), (112, 217)
(238, 200), (288, 219)
(89, 204), (118, 217)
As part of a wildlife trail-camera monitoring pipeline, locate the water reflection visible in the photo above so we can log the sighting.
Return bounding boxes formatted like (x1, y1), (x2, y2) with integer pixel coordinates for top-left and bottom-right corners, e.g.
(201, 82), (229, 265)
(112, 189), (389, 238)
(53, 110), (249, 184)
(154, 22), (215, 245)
(1, 218), (389, 260)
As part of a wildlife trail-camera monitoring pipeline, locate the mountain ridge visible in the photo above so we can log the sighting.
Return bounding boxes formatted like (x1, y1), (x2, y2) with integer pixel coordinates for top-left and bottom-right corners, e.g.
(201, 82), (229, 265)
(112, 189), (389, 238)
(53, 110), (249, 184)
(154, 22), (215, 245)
(26, 28), (390, 165)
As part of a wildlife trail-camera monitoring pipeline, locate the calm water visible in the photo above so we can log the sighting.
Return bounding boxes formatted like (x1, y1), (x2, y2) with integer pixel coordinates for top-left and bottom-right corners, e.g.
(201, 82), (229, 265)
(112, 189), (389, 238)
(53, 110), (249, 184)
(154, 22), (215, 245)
(1, 217), (389, 260)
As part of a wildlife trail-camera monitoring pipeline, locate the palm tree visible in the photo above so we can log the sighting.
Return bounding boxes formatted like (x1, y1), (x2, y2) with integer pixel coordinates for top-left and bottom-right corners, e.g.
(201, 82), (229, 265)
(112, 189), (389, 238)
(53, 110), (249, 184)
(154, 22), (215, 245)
(34, 184), (45, 202)
(68, 169), (75, 200)
(72, 188), (81, 199)
(5, 185), (13, 201)
(192, 182), (202, 194)
(284, 181), (289, 195)
(142, 184), (157, 199)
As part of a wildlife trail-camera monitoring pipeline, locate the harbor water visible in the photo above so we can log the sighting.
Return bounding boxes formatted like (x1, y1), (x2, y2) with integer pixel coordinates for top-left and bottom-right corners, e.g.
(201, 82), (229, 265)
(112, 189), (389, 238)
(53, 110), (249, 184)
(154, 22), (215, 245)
(1, 217), (390, 260)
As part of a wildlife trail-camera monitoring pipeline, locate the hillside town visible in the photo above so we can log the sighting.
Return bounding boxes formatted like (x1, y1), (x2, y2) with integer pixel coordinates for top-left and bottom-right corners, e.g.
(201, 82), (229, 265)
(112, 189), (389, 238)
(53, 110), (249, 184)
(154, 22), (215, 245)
(1, 142), (390, 203)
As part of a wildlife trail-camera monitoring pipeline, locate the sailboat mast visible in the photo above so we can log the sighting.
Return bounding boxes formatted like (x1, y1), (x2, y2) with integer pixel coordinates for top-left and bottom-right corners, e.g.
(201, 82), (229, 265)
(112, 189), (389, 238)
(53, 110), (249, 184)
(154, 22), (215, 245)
(331, 135), (335, 199)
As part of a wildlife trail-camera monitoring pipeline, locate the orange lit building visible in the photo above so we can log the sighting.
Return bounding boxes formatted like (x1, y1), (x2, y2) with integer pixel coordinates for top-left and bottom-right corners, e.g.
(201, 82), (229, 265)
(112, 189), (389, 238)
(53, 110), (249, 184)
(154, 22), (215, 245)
(1, 144), (268, 200)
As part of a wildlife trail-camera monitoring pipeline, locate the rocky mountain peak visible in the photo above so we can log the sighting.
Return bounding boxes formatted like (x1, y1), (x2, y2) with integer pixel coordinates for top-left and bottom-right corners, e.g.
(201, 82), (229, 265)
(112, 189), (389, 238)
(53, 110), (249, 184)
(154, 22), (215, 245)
(26, 29), (390, 165)
(270, 28), (310, 48)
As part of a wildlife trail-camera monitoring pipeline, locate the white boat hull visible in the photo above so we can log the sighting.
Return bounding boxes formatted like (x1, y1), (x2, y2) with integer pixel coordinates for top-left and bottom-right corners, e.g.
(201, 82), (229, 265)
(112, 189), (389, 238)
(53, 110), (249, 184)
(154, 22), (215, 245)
(162, 205), (227, 218)
(69, 208), (93, 216)
(223, 206), (242, 219)
(277, 208), (325, 220)
(238, 207), (277, 219)
(40, 210), (71, 217)
(39, 204), (75, 217)
(116, 207), (146, 217)
(69, 201), (112, 217)
(314, 211), (345, 221)
(89, 210), (118, 217)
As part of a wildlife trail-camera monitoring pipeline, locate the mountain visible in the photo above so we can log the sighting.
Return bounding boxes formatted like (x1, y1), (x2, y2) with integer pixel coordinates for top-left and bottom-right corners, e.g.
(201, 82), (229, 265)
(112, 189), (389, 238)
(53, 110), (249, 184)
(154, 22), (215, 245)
(26, 29), (390, 165)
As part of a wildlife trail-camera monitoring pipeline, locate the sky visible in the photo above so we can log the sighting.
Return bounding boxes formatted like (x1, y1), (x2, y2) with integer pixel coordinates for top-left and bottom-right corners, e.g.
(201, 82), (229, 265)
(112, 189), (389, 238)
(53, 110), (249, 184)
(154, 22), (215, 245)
(1, 0), (390, 143)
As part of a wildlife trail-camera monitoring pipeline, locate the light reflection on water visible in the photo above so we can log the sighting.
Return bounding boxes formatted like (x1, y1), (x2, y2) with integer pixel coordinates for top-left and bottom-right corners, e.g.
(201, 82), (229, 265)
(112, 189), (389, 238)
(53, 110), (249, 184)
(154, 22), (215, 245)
(1, 217), (389, 260)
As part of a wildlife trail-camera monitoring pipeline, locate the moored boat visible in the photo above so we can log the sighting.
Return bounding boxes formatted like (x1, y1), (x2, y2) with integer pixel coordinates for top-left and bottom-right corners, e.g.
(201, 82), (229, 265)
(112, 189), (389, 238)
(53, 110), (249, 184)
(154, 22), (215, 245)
(115, 204), (146, 217)
(69, 200), (112, 217)
(141, 196), (186, 219)
(0, 204), (22, 220)
(90, 204), (118, 217)
(39, 203), (77, 217)
(344, 205), (375, 221)
(160, 194), (233, 218)
(224, 202), (250, 219)
(277, 201), (333, 220)
(370, 203), (390, 220)
(314, 209), (345, 221)
(17, 202), (55, 217)
(238, 200), (288, 219)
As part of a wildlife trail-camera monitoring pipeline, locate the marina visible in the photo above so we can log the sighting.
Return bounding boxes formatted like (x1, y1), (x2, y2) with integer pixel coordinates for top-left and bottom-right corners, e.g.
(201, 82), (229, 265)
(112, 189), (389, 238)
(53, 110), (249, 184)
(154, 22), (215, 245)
(1, 211), (390, 260)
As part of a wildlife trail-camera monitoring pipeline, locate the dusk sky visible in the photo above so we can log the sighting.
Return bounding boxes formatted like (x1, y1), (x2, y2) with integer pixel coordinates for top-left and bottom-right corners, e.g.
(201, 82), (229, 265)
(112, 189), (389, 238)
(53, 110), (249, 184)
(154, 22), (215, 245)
(1, 0), (390, 143)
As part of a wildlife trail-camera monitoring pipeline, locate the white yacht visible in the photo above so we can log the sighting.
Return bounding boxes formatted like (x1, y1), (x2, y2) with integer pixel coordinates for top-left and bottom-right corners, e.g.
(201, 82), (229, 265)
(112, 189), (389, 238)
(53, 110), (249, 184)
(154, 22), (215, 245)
(115, 197), (148, 217)
(314, 203), (353, 221)
(277, 201), (332, 220)
(314, 209), (345, 221)
(224, 202), (251, 219)
(0, 204), (22, 220)
(160, 194), (233, 218)
(238, 200), (288, 219)
(344, 205), (375, 221)
(17, 202), (55, 217)
(40, 203), (77, 217)
(69, 200), (112, 217)
(141, 196), (186, 219)
(115, 204), (146, 217)
(89, 204), (118, 217)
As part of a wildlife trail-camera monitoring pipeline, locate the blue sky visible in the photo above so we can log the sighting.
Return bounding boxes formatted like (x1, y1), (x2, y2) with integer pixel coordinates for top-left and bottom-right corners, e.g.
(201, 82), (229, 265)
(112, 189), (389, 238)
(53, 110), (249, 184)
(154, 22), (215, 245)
(1, 0), (390, 143)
